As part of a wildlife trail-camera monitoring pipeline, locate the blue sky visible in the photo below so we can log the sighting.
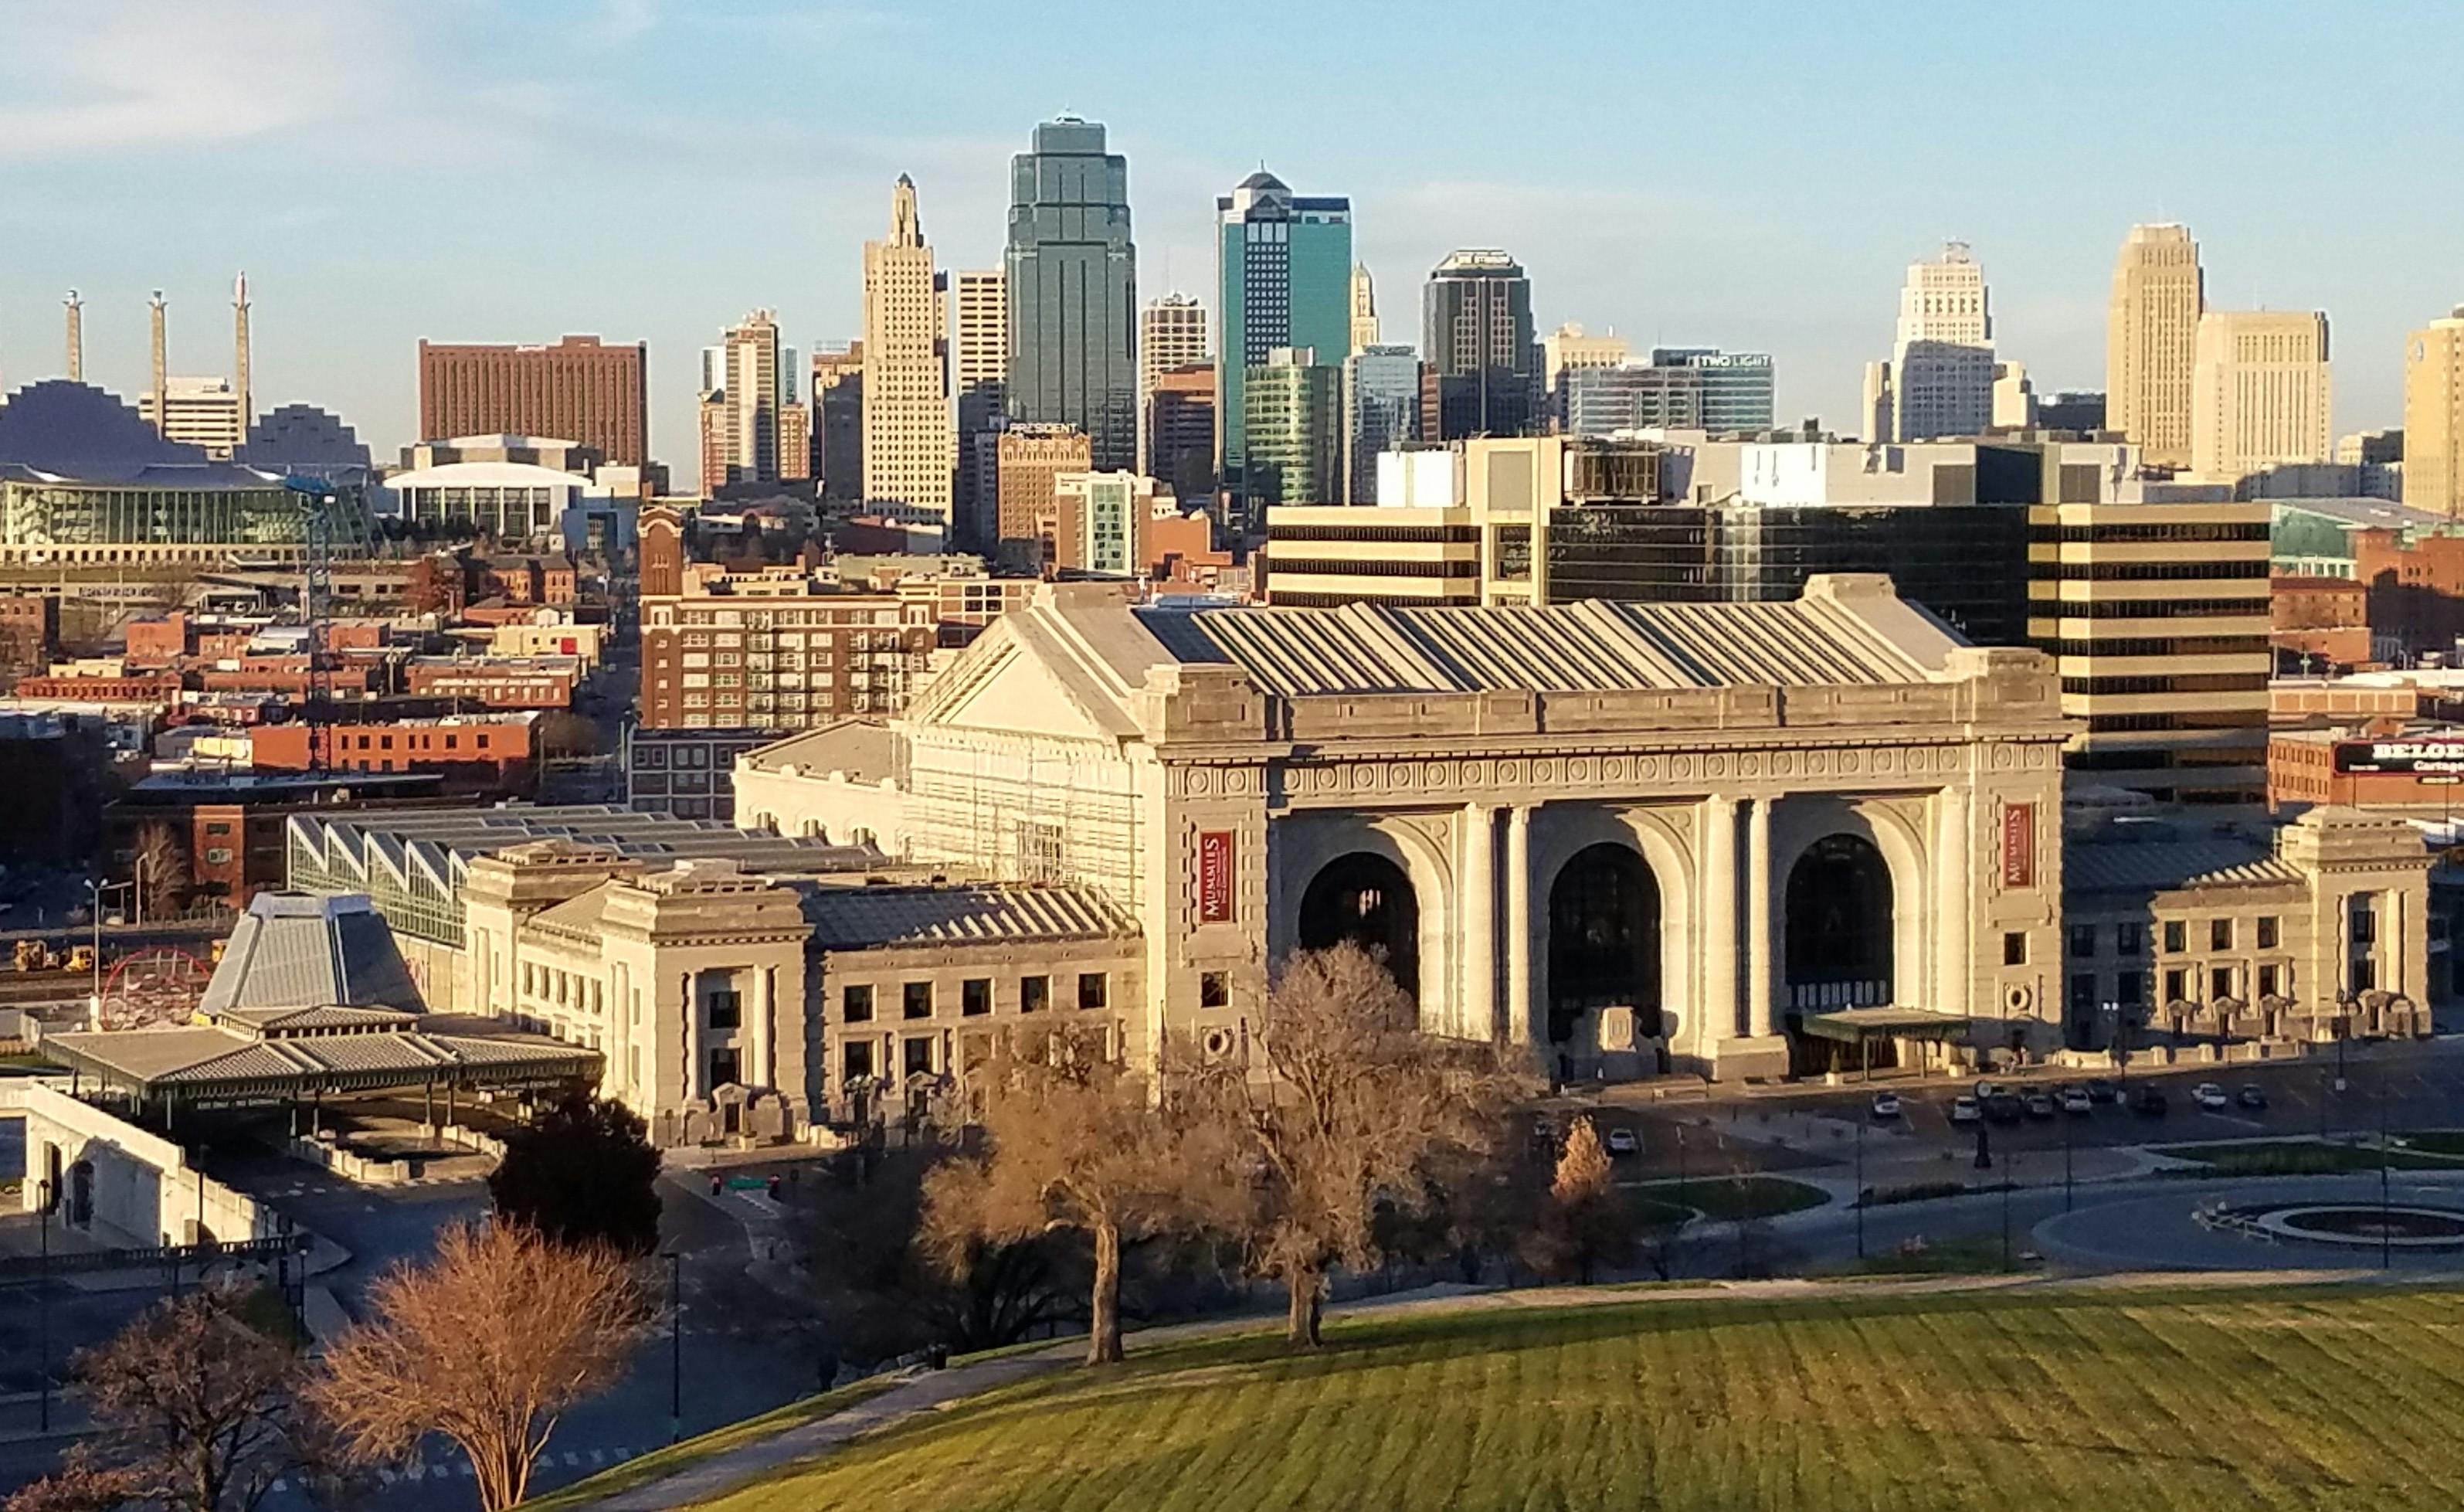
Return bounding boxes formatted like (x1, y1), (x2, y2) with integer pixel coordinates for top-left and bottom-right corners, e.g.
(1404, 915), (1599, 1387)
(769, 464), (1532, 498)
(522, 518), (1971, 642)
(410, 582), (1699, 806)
(4, 0), (2459, 464)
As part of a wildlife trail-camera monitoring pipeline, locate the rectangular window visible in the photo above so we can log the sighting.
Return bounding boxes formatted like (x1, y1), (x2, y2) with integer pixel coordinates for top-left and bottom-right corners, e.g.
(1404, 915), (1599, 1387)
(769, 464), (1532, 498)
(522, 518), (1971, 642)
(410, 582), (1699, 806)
(2117, 970), (2144, 1005)
(1078, 972), (1108, 1011)
(2257, 916), (2279, 950)
(2068, 924), (2096, 959)
(2258, 963), (2280, 998)
(2164, 967), (2187, 1003)
(2210, 966), (2235, 1001)
(1021, 975), (1050, 1014)
(2163, 920), (2186, 953)
(2350, 903), (2377, 945)
(205, 848), (232, 865)
(709, 1046), (741, 1087)
(2118, 922), (2144, 956)
(2002, 932), (2028, 967)
(2352, 959), (2377, 991)
(706, 990), (741, 1030)
(962, 978), (991, 1017)
(2210, 919), (2233, 952)
(842, 984), (874, 1023)
(842, 1040), (873, 1082)
(1200, 970), (1230, 1009)
(903, 1037), (935, 1079)
(2067, 973), (2096, 1016)
(904, 981), (934, 1020)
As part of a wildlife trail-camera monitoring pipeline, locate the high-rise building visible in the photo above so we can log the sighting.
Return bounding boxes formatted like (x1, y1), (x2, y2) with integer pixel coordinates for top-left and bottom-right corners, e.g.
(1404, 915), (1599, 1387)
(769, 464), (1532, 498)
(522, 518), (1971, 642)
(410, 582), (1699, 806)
(995, 423), (1092, 566)
(1540, 323), (1630, 416)
(1420, 250), (1536, 443)
(811, 345), (864, 501)
(1342, 346), (1420, 503)
(1993, 362), (2038, 430)
(1563, 365), (1702, 437)
(1243, 348), (1343, 508)
(2106, 223), (2204, 467)
(860, 175), (955, 525)
(139, 376), (246, 458)
(1648, 348), (1777, 433)
(697, 310), (805, 493)
(1873, 242), (1994, 441)
(1139, 293), (1208, 481)
(1149, 365), (1217, 508)
(1053, 470), (1164, 574)
(1006, 117), (1137, 471)
(417, 335), (650, 466)
(2404, 307), (2464, 518)
(1216, 172), (1352, 522)
(2190, 309), (2332, 481)
(1349, 264), (1380, 354)
(953, 270), (1008, 549)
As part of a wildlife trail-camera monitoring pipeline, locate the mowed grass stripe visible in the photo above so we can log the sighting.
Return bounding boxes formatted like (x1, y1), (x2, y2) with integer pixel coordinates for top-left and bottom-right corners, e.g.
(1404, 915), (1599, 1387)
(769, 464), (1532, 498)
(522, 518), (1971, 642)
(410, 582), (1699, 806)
(691, 1286), (2464, 1512)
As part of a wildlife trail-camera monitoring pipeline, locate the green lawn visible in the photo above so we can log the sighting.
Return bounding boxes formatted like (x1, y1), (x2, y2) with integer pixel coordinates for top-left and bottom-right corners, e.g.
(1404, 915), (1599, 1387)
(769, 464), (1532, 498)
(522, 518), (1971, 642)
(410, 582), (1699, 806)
(687, 1284), (2464, 1511)
(2394, 1130), (2464, 1157)
(2161, 1140), (2464, 1175)
(514, 1377), (897, 1511)
(1626, 1175), (1828, 1225)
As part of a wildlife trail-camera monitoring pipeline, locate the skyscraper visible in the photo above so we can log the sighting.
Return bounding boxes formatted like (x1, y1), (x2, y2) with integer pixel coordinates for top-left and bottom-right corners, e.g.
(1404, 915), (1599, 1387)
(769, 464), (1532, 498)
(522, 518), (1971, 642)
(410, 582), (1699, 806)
(953, 270), (1007, 548)
(1139, 293), (1208, 481)
(2405, 307), (2464, 518)
(1873, 242), (1994, 441)
(1216, 172), (1353, 521)
(418, 335), (650, 465)
(1649, 348), (1777, 433)
(1343, 345), (1420, 503)
(861, 175), (955, 526)
(1006, 117), (1137, 471)
(2190, 310), (2332, 481)
(1349, 264), (1380, 355)
(996, 423), (1092, 566)
(1149, 365), (1217, 507)
(2106, 224), (2204, 468)
(1420, 250), (1536, 441)
(1243, 348), (1343, 508)
(813, 345), (865, 502)
(698, 309), (803, 492)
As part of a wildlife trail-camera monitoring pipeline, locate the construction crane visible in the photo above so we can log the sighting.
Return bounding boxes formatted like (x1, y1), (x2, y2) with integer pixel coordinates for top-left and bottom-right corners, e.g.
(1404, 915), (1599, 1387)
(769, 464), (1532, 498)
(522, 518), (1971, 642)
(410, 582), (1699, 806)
(286, 481), (335, 772)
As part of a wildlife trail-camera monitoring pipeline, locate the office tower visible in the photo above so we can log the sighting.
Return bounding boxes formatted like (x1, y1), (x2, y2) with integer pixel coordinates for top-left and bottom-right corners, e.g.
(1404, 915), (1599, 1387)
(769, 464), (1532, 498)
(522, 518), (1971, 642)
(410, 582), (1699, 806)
(139, 376), (246, 457)
(2106, 223), (2204, 467)
(416, 335), (650, 465)
(1420, 250), (1536, 441)
(1874, 242), (1994, 441)
(1563, 365), (1702, 436)
(996, 423), (1092, 565)
(63, 291), (82, 382)
(2038, 391), (2107, 432)
(232, 272), (252, 437)
(1243, 348), (1343, 508)
(812, 344), (865, 503)
(1649, 348), (1777, 433)
(1053, 470), (1162, 573)
(1006, 117), (1137, 471)
(1140, 293), (1208, 481)
(2405, 307), (2464, 518)
(700, 309), (796, 491)
(860, 175), (955, 524)
(1541, 323), (1629, 416)
(2190, 309), (2332, 481)
(1343, 345), (1420, 502)
(953, 271), (1007, 545)
(1993, 362), (2037, 429)
(1216, 172), (1353, 520)
(1149, 365), (1217, 508)
(1349, 264), (1380, 354)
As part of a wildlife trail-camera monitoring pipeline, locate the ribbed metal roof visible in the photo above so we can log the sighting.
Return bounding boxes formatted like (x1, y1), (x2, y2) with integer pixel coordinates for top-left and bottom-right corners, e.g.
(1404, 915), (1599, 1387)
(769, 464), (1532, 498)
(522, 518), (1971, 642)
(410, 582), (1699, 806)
(804, 884), (1136, 950)
(198, 892), (426, 1017)
(2064, 835), (2302, 893)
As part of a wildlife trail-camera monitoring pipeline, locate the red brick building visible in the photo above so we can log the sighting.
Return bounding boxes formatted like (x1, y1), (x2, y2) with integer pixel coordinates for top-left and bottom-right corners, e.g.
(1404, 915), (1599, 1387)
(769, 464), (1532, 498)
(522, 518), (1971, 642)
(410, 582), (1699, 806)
(15, 671), (183, 706)
(250, 715), (536, 792)
(404, 657), (579, 709)
(2352, 528), (2464, 660)
(0, 594), (57, 676)
(416, 335), (650, 467)
(639, 589), (935, 729)
(2272, 574), (2373, 671)
(2271, 726), (2464, 810)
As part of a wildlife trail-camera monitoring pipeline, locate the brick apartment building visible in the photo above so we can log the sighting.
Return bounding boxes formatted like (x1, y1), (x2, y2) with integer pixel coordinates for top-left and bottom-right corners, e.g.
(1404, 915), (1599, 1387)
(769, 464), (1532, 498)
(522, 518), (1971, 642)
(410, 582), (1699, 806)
(405, 657), (580, 709)
(250, 714), (538, 793)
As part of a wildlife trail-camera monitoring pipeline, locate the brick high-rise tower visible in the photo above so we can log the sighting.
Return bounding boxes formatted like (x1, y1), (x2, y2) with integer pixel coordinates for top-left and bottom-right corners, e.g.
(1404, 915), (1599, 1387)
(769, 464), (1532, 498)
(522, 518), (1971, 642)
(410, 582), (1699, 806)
(417, 335), (650, 465)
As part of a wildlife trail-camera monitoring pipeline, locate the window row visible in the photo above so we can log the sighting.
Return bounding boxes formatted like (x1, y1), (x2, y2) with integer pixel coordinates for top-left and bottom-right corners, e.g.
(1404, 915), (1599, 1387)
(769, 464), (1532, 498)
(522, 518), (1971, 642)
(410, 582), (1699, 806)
(838, 972), (1109, 1023)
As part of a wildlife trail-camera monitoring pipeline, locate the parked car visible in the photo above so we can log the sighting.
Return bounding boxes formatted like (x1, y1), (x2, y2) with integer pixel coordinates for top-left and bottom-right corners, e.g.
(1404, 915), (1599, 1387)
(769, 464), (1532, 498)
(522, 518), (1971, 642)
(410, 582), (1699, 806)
(2023, 1092), (2057, 1119)
(1984, 1093), (2025, 1126)
(1974, 1079), (2005, 1101)
(1604, 1126), (1640, 1157)
(2133, 1086), (2169, 1116)
(2058, 1086), (2093, 1116)
(1869, 1092), (1902, 1120)
(2191, 1082), (2230, 1112)
(2084, 1079), (2120, 1105)
(2237, 1084), (2269, 1110)
(1950, 1095), (1982, 1124)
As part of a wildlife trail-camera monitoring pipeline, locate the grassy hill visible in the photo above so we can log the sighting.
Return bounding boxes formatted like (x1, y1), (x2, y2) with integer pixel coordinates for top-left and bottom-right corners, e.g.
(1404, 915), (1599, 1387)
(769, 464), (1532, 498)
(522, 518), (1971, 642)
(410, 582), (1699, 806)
(687, 1282), (2464, 1511)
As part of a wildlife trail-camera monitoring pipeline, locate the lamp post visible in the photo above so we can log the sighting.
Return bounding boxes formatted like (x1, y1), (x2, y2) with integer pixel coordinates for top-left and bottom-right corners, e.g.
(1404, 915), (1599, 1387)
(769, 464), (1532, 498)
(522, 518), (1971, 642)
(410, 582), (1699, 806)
(2063, 1106), (2075, 1214)
(36, 1176), (53, 1433)
(1854, 1115), (1866, 1260)
(2380, 1066), (2393, 1272)
(2001, 1149), (2014, 1272)
(667, 1251), (683, 1443)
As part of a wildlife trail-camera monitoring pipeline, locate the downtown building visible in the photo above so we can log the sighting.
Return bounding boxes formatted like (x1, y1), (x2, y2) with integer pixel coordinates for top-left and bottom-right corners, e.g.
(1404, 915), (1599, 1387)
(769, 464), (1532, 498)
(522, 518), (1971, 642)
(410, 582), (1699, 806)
(1140, 293), (1209, 482)
(1421, 250), (1537, 441)
(2106, 224), (2204, 469)
(860, 176), (956, 533)
(953, 270), (1008, 548)
(2190, 309), (2332, 483)
(1006, 117), (1138, 471)
(2406, 305), (2464, 519)
(1865, 243), (1995, 442)
(1216, 172), (1353, 527)
(416, 335), (650, 467)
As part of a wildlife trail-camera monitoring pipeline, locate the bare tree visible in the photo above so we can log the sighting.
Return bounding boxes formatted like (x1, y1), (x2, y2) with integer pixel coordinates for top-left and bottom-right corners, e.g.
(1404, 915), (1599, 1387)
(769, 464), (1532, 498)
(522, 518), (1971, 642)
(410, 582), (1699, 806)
(1528, 1116), (1638, 1284)
(925, 1025), (1240, 1364)
(2, 1284), (336, 1512)
(132, 820), (191, 920)
(312, 1221), (641, 1512)
(1237, 943), (1521, 1347)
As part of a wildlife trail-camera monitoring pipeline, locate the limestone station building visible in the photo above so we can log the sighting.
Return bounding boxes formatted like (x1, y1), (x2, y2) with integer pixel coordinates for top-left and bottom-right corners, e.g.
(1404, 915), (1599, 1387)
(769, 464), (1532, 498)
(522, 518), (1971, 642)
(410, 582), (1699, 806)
(737, 575), (2078, 1082)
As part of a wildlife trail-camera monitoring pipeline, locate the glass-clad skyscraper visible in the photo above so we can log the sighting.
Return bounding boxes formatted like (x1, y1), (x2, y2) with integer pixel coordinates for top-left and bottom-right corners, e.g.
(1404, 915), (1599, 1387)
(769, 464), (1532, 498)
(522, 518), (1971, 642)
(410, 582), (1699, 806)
(1217, 172), (1352, 524)
(1006, 117), (1138, 470)
(1422, 250), (1536, 440)
(1343, 345), (1420, 502)
(1650, 348), (1777, 433)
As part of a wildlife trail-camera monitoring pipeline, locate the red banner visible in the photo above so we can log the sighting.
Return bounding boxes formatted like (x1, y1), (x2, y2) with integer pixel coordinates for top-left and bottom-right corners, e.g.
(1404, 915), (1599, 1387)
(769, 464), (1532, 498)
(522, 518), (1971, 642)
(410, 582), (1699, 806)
(1198, 831), (1236, 922)
(2001, 804), (2035, 889)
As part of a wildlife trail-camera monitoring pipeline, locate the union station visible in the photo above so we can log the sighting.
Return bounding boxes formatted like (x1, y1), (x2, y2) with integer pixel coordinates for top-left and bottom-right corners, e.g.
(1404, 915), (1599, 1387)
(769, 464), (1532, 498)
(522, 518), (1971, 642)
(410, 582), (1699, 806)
(736, 574), (2076, 1083)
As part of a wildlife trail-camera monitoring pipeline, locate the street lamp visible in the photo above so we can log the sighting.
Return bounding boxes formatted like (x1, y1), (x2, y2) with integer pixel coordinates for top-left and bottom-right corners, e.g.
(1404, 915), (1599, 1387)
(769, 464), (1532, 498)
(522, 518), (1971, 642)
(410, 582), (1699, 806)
(1854, 1115), (1866, 1260)
(36, 1175), (53, 1433)
(667, 1251), (684, 1443)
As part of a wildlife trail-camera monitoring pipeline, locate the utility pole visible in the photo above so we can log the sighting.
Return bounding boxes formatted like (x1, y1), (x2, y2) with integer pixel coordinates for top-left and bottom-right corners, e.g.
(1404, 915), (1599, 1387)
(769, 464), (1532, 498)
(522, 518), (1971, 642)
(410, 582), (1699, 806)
(37, 1177), (53, 1433)
(2381, 1068), (2393, 1272)
(1854, 1115), (1866, 1259)
(667, 1251), (684, 1442)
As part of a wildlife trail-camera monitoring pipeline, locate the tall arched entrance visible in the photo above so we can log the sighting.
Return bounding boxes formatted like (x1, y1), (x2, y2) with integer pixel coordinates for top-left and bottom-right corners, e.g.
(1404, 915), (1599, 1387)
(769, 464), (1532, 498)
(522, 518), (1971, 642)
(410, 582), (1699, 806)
(1784, 834), (1895, 1075)
(1298, 852), (1420, 998)
(1547, 843), (1661, 1054)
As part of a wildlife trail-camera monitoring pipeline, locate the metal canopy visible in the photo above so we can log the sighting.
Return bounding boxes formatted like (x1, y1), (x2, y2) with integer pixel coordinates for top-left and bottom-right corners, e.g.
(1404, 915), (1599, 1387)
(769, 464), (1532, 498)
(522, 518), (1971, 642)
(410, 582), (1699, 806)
(1797, 1007), (1967, 1043)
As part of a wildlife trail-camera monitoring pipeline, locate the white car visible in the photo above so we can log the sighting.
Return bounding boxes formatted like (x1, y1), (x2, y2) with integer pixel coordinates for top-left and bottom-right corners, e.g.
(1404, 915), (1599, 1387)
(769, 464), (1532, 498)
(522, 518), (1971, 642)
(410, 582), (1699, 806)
(1949, 1095), (1982, 1124)
(2058, 1087), (2093, 1116)
(2191, 1082), (2230, 1112)
(1604, 1126), (1640, 1157)
(1869, 1092), (1902, 1119)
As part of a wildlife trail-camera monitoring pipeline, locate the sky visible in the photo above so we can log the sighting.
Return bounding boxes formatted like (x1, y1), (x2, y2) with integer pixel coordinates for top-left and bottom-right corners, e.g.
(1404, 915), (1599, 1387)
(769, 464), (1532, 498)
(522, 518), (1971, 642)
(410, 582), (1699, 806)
(3, 0), (2459, 467)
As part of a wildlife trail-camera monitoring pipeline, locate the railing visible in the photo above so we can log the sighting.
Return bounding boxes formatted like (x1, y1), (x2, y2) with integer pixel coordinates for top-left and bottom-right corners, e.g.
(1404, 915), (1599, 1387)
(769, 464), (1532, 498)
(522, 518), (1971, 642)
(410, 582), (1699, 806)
(0, 1232), (310, 1280)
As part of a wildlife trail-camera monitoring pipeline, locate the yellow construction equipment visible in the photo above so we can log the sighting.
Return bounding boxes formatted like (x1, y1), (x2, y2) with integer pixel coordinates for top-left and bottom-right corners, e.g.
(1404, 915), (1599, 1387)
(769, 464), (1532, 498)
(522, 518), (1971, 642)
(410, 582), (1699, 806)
(64, 946), (94, 976)
(13, 939), (55, 972)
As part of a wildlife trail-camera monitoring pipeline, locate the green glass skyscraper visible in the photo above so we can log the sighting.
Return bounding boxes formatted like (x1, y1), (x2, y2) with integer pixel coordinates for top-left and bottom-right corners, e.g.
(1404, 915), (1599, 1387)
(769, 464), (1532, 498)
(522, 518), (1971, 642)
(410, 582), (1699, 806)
(1217, 171), (1352, 525)
(1006, 117), (1138, 471)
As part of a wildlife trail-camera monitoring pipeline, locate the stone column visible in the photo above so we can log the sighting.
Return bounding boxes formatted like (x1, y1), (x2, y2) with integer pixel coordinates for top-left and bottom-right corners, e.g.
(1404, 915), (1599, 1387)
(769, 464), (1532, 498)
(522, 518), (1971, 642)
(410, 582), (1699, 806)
(1746, 797), (1775, 1039)
(756, 964), (776, 1089)
(1459, 804), (1495, 1040)
(1934, 787), (1971, 1016)
(1698, 796), (1739, 1043)
(1505, 805), (1532, 1045)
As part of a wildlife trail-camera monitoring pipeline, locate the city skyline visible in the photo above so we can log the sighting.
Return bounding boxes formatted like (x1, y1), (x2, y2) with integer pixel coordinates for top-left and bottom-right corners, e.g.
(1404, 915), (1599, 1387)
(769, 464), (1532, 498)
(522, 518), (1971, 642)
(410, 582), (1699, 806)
(3, 1), (2459, 466)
